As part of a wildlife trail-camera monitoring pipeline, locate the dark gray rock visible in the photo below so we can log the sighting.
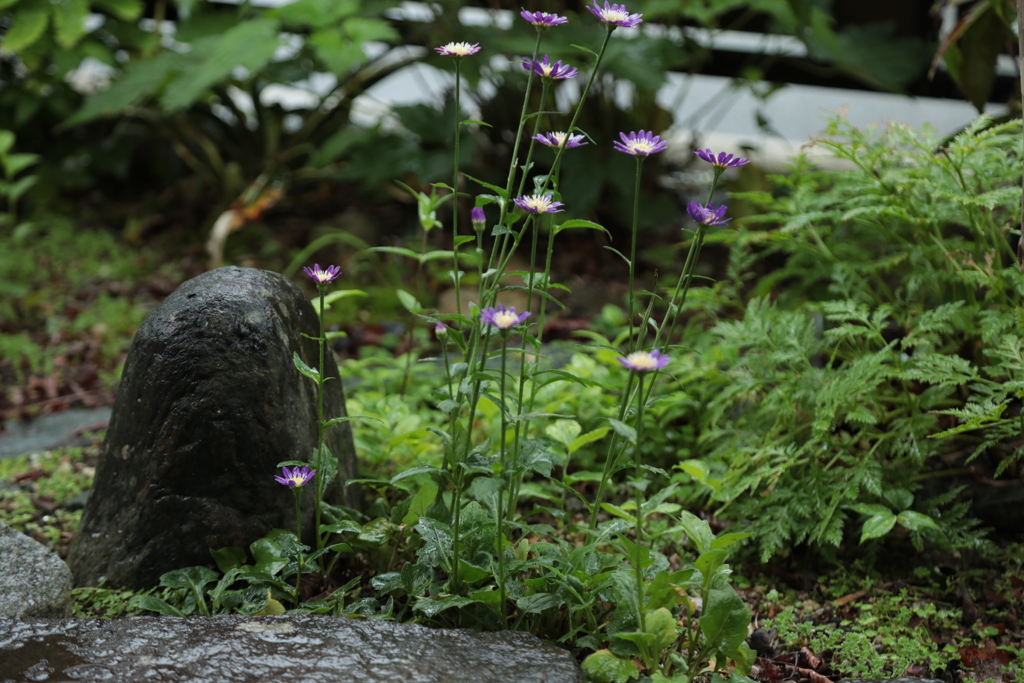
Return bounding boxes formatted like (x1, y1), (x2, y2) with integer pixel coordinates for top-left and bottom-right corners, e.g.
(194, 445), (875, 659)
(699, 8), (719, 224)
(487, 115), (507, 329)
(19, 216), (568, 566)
(0, 522), (73, 618)
(66, 267), (358, 590)
(0, 615), (585, 683)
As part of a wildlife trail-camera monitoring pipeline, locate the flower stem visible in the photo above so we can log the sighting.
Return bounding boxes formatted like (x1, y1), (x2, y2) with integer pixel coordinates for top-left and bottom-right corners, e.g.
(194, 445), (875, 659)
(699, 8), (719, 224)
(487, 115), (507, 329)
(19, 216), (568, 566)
(293, 488), (303, 603)
(314, 285), (326, 556)
(452, 60), (464, 317)
(496, 333), (510, 627)
(628, 156), (644, 351)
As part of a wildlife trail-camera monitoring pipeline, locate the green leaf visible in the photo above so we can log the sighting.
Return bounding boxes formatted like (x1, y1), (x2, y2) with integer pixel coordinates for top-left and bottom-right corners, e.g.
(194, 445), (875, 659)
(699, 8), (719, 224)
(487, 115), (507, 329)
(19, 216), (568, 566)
(675, 458), (710, 484)
(700, 587), (750, 655)
(3, 152), (40, 177)
(568, 426), (610, 455)
(342, 16), (398, 43)
(411, 595), (481, 618)
(645, 607), (680, 650)
(210, 546), (247, 573)
(580, 650), (639, 683)
(129, 594), (187, 616)
(517, 592), (565, 615)
(545, 419), (581, 447)
(94, 0), (144, 21)
(53, 0), (89, 48)
(2, 6), (50, 53)
(860, 512), (898, 543)
(293, 352), (320, 381)
(710, 532), (754, 550)
(675, 510), (714, 554)
(160, 18), (281, 111)
(309, 31), (366, 76)
(63, 51), (181, 127)
(158, 566), (220, 590)
(882, 488), (913, 512)
(897, 510), (941, 533)
(607, 418), (636, 445)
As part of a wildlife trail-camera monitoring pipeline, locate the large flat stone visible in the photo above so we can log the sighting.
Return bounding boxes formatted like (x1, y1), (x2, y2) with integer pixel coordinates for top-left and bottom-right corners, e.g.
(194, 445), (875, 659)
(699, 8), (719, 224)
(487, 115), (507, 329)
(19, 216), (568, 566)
(0, 615), (585, 683)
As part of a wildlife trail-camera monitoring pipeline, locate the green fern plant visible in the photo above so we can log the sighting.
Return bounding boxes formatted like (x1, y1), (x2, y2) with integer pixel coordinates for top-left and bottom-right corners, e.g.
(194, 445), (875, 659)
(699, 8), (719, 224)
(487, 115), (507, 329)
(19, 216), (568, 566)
(677, 114), (1023, 561)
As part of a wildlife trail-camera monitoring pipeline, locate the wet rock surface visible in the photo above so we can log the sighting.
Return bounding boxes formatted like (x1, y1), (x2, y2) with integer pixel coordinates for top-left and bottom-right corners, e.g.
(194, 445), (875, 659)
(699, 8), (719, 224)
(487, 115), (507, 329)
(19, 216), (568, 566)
(0, 615), (585, 683)
(66, 267), (358, 590)
(0, 523), (72, 619)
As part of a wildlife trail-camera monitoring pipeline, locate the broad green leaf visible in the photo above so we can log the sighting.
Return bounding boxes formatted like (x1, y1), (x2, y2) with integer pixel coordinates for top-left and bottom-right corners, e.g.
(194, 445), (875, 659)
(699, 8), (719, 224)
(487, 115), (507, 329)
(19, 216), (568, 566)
(710, 532), (754, 550)
(882, 488), (913, 512)
(3, 152), (39, 177)
(897, 510), (941, 533)
(580, 650), (639, 683)
(309, 31), (365, 76)
(860, 512), (898, 542)
(411, 595), (480, 618)
(129, 594), (186, 616)
(53, 0), (89, 48)
(607, 418), (636, 445)
(517, 592), (564, 615)
(646, 607), (680, 650)
(210, 546), (247, 573)
(397, 289), (421, 312)
(676, 458), (709, 483)
(700, 587), (750, 655)
(342, 16), (398, 43)
(64, 52), (181, 127)
(160, 19), (281, 111)
(293, 352), (320, 380)
(675, 510), (713, 554)
(568, 426), (610, 454)
(2, 6), (49, 53)
(694, 548), (728, 590)
(158, 566), (219, 589)
(94, 0), (143, 21)
(402, 479), (438, 525)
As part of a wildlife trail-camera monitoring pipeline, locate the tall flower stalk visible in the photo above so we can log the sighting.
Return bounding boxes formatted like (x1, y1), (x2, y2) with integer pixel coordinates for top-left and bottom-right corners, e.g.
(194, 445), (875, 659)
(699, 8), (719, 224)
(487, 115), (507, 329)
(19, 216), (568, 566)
(275, 465), (315, 602)
(436, 42), (481, 318)
(301, 263), (341, 553)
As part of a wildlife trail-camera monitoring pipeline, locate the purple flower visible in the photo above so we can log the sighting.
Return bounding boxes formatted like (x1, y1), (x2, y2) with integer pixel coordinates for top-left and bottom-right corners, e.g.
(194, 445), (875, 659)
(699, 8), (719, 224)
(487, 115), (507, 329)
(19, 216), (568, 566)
(435, 321), (448, 338)
(435, 42), (481, 57)
(613, 130), (667, 157)
(480, 304), (530, 330)
(471, 206), (486, 231)
(520, 8), (568, 27)
(694, 148), (750, 169)
(587, 1), (642, 28)
(275, 465), (316, 488)
(303, 263), (341, 284)
(616, 349), (669, 373)
(514, 194), (565, 214)
(687, 201), (731, 226)
(522, 55), (578, 80)
(533, 131), (587, 148)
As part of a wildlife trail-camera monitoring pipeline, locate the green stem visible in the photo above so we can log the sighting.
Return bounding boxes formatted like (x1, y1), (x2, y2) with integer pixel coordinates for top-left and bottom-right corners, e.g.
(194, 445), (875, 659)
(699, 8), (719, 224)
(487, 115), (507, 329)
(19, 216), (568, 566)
(294, 489), (303, 603)
(633, 372), (647, 634)
(628, 156), (644, 351)
(452, 60), (464, 317)
(314, 285), (326, 556)
(496, 333), (510, 627)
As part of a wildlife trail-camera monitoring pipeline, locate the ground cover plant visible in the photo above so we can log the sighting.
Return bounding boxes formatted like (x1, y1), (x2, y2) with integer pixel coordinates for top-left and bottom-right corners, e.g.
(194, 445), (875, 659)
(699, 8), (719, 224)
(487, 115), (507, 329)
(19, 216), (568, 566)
(1, 4), (1024, 683)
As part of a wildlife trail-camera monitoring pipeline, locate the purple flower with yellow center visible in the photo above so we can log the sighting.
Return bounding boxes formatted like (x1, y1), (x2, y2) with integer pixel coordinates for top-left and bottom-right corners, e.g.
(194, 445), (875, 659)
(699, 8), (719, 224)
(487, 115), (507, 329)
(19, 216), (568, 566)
(522, 55), (578, 80)
(480, 304), (530, 330)
(520, 8), (568, 28)
(613, 130), (667, 157)
(587, 0), (642, 28)
(435, 42), (481, 57)
(694, 148), (750, 169)
(616, 349), (669, 373)
(303, 263), (341, 284)
(471, 206), (486, 232)
(275, 465), (316, 488)
(687, 201), (731, 226)
(513, 194), (565, 214)
(533, 131), (587, 148)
